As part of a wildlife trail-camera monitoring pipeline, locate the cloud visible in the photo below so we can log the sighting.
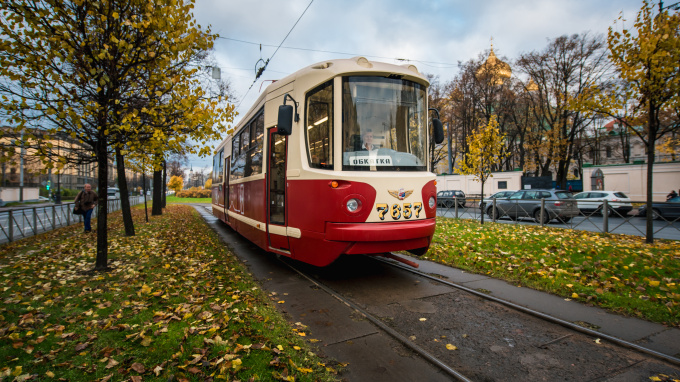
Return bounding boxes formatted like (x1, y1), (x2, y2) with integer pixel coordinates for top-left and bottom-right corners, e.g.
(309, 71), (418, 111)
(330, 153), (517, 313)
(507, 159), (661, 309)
(186, 0), (643, 169)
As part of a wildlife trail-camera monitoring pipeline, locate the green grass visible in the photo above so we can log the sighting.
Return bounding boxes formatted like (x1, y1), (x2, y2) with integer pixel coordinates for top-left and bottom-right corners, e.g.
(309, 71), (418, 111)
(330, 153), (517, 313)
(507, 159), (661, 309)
(165, 195), (211, 204)
(426, 217), (680, 326)
(0, 205), (340, 381)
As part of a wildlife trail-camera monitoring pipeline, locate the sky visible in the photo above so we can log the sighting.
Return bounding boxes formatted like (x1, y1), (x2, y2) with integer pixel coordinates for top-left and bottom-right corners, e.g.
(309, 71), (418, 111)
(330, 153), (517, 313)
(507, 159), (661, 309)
(186, 0), (646, 171)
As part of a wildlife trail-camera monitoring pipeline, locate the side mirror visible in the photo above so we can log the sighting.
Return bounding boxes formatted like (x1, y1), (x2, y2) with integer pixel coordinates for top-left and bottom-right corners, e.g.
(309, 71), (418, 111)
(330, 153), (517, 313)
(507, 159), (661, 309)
(277, 104), (293, 135)
(432, 118), (444, 144)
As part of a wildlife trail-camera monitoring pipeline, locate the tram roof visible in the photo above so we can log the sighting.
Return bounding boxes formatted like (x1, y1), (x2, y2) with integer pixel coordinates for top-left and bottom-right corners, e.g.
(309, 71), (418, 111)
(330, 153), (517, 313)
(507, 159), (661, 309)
(215, 57), (430, 152)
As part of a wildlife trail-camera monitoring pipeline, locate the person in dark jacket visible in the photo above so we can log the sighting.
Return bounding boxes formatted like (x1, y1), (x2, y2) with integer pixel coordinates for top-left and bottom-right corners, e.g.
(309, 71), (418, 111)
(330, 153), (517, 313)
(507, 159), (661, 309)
(74, 183), (98, 233)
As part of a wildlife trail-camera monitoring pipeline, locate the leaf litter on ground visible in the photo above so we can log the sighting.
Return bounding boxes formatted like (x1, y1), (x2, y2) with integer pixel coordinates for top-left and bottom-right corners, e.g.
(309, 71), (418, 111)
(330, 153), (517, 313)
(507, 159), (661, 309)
(426, 217), (679, 327)
(0, 205), (341, 381)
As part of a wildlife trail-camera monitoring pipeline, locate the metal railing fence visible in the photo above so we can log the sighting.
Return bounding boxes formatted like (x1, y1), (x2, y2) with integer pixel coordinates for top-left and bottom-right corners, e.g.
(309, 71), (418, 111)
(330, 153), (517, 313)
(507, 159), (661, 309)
(438, 197), (680, 241)
(0, 196), (144, 244)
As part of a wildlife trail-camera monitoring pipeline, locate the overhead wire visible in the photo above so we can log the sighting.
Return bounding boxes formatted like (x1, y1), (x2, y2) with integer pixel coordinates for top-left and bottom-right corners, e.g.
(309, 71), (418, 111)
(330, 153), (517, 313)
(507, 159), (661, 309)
(236, 0), (315, 110)
(218, 36), (459, 68)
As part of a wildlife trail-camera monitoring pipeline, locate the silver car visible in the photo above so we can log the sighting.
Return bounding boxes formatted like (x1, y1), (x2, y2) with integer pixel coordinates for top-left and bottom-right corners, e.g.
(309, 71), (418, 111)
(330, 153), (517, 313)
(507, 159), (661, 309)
(480, 190), (517, 217)
(573, 191), (633, 217)
(493, 189), (579, 223)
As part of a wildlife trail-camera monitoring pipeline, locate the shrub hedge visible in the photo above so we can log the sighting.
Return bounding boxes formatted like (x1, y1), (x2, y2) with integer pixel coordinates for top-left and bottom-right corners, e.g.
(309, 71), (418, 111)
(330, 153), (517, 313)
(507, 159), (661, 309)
(176, 189), (211, 198)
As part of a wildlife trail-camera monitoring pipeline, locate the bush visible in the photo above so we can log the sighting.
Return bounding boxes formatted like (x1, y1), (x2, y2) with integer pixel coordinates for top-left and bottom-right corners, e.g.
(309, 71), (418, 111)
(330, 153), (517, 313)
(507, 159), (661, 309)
(175, 189), (212, 198)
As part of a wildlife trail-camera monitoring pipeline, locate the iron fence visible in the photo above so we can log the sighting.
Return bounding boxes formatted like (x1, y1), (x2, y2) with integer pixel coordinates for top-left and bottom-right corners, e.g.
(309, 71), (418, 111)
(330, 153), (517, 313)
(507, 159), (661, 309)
(0, 196), (144, 243)
(437, 197), (680, 241)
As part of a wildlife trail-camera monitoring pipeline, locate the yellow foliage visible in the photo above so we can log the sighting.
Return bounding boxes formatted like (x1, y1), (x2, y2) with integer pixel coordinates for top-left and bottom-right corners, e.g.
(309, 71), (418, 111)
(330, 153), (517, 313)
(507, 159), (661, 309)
(455, 115), (508, 185)
(167, 175), (184, 193)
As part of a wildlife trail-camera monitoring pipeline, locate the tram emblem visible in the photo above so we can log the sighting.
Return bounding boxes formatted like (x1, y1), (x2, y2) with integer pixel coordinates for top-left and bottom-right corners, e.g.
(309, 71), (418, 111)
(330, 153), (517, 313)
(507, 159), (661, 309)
(388, 188), (413, 200)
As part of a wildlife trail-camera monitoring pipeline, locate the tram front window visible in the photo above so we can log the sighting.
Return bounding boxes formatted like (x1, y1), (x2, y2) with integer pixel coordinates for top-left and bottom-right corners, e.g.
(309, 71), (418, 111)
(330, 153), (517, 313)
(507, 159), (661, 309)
(342, 76), (427, 171)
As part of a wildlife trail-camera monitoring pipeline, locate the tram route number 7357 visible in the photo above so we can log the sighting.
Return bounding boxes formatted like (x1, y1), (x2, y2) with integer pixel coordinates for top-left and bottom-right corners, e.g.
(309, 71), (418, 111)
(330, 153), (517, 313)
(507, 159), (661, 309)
(376, 203), (423, 220)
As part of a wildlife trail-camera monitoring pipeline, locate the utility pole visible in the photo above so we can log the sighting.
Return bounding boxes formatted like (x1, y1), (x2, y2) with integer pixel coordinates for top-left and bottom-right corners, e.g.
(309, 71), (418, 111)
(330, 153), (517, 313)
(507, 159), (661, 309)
(19, 133), (24, 202)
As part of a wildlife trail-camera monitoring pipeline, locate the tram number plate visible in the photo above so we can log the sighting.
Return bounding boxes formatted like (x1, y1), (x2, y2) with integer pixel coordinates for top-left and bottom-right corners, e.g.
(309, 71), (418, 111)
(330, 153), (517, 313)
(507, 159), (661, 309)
(376, 203), (422, 220)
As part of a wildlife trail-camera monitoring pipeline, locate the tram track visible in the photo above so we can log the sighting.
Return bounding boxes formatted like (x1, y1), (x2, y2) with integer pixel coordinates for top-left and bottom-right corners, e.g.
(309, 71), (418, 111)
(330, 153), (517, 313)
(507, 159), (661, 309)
(278, 253), (680, 381)
(373, 255), (680, 368)
(278, 256), (474, 381)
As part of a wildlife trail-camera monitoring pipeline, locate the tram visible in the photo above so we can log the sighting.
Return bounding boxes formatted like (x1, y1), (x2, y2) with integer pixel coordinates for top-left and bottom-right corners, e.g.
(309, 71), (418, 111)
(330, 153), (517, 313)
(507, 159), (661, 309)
(211, 57), (444, 267)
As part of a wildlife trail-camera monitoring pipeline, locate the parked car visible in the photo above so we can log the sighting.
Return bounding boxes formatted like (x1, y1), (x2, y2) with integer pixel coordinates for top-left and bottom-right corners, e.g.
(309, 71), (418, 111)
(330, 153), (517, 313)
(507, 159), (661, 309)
(637, 196), (680, 221)
(107, 187), (120, 199)
(492, 189), (579, 223)
(437, 190), (466, 208)
(572, 191), (633, 217)
(479, 190), (517, 215)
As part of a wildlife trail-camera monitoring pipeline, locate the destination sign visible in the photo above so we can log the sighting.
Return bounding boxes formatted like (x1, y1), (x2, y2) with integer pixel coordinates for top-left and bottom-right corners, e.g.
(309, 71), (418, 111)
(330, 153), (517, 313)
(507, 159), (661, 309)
(348, 156), (392, 166)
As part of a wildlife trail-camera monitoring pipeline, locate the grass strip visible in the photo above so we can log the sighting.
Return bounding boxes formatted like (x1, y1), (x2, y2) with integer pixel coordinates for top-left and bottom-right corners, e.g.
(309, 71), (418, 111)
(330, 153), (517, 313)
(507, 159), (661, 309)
(0, 205), (340, 381)
(426, 218), (680, 327)
(164, 196), (211, 204)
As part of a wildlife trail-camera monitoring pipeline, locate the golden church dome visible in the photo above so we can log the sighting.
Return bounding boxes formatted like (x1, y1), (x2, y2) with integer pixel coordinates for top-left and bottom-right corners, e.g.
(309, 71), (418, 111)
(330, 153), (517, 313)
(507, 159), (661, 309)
(525, 78), (539, 92)
(476, 40), (512, 85)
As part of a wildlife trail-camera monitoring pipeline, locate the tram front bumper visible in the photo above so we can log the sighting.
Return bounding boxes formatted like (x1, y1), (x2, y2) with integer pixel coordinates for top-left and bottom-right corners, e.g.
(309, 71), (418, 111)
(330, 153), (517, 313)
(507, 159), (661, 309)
(325, 219), (436, 255)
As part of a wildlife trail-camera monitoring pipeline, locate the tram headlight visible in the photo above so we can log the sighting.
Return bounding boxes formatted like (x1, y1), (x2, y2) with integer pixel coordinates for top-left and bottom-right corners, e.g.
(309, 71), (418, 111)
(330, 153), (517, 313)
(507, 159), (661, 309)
(346, 198), (360, 212)
(429, 196), (435, 209)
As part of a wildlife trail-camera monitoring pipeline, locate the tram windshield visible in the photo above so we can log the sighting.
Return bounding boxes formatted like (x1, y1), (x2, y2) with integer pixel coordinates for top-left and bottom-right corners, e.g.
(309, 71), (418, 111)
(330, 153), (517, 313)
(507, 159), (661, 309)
(342, 76), (427, 171)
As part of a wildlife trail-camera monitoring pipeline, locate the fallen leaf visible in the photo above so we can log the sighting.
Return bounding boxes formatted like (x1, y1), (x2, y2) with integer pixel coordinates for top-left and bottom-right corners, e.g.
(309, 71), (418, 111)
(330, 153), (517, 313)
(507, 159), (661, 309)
(131, 362), (146, 373)
(446, 344), (457, 350)
(106, 358), (119, 369)
(153, 365), (164, 376)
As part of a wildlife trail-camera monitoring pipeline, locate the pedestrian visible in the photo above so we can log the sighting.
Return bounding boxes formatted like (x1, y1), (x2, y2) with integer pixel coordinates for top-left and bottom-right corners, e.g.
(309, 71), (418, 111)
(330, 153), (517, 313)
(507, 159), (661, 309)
(667, 190), (678, 201)
(74, 183), (98, 233)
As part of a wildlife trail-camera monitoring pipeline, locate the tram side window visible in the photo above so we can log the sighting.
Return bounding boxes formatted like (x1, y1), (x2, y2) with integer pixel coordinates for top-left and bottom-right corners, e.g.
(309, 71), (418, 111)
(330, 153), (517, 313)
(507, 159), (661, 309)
(248, 112), (264, 175)
(230, 133), (244, 180)
(230, 109), (264, 180)
(305, 80), (333, 169)
(212, 155), (218, 181)
(214, 149), (224, 183)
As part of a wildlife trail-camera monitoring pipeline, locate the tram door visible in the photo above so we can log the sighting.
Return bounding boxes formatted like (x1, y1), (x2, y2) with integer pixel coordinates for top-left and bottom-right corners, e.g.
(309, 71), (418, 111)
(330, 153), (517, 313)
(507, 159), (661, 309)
(224, 156), (230, 223)
(267, 129), (289, 250)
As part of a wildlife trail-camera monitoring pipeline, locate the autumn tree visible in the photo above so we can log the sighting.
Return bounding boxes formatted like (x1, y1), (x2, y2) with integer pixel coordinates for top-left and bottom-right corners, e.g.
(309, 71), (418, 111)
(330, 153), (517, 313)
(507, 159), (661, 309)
(0, 0), (229, 270)
(204, 178), (212, 189)
(427, 74), (449, 172)
(455, 115), (508, 224)
(575, 0), (680, 243)
(168, 175), (184, 193)
(167, 153), (190, 177)
(516, 33), (611, 188)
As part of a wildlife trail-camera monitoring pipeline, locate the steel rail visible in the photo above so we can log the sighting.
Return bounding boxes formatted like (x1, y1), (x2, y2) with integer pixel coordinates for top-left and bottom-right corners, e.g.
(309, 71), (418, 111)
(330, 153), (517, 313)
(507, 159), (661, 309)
(278, 257), (473, 382)
(373, 255), (680, 368)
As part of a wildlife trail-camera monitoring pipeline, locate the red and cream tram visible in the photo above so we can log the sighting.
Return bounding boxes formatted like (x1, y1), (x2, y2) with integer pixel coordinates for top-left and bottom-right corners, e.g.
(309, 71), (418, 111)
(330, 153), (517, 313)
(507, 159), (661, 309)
(211, 57), (444, 267)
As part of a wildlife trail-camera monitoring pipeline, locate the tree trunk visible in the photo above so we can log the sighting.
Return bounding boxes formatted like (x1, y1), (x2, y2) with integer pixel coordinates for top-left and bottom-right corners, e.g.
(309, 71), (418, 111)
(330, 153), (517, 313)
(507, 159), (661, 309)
(115, 147), (135, 236)
(162, 160), (167, 209)
(152, 168), (163, 215)
(645, 103), (656, 244)
(480, 180), (485, 225)
(143, 171), (149, 223)
(95, 139), (109, 270)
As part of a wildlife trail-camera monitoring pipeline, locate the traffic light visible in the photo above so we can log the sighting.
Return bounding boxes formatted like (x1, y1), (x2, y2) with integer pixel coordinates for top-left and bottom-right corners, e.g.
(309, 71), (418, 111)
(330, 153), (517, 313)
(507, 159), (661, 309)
(46, 180), (51, 190)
